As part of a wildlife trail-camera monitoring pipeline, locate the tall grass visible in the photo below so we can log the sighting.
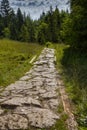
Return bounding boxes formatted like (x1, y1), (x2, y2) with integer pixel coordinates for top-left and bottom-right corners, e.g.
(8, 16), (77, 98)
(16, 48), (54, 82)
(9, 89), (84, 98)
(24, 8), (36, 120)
(54, 44), (87, 130)
(0, 39), (43, 86)
(61, 48), (87, 130)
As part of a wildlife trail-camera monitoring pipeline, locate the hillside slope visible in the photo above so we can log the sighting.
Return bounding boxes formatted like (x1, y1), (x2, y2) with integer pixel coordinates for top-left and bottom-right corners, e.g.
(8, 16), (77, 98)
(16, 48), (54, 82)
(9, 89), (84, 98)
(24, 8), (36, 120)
(0, 39), (43, 86)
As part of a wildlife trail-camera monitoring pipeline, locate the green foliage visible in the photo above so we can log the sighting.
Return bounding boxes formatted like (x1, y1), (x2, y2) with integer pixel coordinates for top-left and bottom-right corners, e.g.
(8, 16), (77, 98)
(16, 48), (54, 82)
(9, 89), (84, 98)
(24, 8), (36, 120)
(37, 6), (61, 43)
(70, 0), (87, 49)
(50, 114), (68, 130)
(60, 14), (72, 43)
(3, 27), (10, 38)
(45, 42), (53, 48)
(54, 43), (87, 129)
(20, 24), (29, 42)
(79, 127), (87, 130)
(0, 39), (43, 86)
(0, 2), (66, 44)
(61, 47), (87, 128)
(54, 44), (68, 69)
(37, 22), (48, 44)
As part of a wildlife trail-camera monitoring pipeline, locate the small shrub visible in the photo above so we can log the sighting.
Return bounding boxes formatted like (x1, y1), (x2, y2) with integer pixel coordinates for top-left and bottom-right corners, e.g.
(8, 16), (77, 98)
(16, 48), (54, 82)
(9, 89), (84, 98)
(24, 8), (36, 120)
(45, 42), (53, 48)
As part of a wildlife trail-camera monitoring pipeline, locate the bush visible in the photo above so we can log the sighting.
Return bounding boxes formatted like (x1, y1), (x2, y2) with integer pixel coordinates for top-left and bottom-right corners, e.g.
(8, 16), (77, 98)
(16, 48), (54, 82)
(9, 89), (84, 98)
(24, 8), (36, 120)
(45, 42), (53, 48)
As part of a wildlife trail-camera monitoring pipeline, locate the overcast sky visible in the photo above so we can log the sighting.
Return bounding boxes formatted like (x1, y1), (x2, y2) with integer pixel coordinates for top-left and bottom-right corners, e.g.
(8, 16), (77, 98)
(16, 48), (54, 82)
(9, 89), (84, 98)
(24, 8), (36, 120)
(0, 0), (70, 19)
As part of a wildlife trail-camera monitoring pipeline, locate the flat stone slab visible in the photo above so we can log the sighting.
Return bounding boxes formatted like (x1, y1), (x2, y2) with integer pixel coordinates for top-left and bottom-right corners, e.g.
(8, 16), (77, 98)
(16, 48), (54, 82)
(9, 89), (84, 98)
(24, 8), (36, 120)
(13, 107), (59, 128)
(1, 97), (42, 108)
(0, 114), (28, 130)
(40, 91), (58, 99)
(0, 48), (60, 129)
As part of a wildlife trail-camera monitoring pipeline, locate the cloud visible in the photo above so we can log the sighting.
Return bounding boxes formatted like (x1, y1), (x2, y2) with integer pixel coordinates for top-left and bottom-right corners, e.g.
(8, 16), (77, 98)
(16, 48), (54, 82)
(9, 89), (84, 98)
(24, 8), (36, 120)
(0, 0), (70, 19)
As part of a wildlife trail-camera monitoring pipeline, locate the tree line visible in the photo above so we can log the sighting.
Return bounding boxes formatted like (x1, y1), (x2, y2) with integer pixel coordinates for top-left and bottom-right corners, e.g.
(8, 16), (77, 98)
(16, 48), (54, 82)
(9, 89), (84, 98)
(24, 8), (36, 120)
(0, 0), (87, 49)
(0, 0), (63, 44)
(0, 0), (36, 42)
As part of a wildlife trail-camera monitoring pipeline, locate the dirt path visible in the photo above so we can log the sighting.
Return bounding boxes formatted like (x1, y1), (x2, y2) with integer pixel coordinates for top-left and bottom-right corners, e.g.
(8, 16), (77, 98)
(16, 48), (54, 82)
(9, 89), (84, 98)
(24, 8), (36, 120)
(58, 79), (78, 130)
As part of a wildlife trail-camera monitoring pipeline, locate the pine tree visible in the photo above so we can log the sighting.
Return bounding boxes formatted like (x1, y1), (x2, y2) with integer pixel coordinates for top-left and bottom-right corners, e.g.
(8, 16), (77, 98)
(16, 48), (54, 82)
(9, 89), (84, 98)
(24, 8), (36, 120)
(52, 7), (61, 42)
(70, 0), (87, 49)
(20, 24), (29, 42)
(0, 0), (12, 17)
(37, 22), (48, 44)
(24, 15), (36, 42)
(0, 0), (13, 27)
(0, 14), (4, 37)
(9, 10), (18, 40)
(16, 8), (24, 40)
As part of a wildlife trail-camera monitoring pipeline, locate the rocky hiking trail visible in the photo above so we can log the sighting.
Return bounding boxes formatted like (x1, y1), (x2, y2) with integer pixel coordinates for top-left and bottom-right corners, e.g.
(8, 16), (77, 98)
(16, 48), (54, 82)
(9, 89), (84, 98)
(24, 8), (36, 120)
(0, 48), (77, 130)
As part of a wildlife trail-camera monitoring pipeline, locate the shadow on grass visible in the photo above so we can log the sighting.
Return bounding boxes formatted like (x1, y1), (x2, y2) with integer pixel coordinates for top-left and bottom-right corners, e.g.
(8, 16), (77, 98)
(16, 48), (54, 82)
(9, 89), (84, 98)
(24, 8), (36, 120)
(61, 47), (87, 90)
(61, 47), (87, 128)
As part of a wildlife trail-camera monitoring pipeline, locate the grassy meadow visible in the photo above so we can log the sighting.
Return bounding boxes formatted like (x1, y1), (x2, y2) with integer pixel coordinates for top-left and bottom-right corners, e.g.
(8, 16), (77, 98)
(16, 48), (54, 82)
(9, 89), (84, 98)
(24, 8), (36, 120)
(0, 39), (43, 87)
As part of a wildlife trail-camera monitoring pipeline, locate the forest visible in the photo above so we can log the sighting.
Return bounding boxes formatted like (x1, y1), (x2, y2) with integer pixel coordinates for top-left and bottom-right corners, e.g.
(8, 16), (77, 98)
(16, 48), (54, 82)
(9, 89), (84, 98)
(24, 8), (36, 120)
(0, 0), (87, 130)
(0, 0), (87, 49)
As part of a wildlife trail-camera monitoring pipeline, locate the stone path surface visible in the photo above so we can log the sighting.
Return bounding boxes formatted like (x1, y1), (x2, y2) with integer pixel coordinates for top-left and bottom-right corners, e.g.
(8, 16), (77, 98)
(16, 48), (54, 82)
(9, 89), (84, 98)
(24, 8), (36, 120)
(0, 48), (60, 130)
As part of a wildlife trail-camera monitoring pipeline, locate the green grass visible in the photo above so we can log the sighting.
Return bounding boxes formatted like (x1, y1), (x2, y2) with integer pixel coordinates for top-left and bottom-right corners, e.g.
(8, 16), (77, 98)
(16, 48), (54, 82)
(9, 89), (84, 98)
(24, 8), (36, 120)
(55, 45), (87, 130)
(50, 113), (68, 130)
(53, 44), (87, 130)
(61, 48), (87, 129)
(0, 39), (44, 87)
(79, 127), (87, 130)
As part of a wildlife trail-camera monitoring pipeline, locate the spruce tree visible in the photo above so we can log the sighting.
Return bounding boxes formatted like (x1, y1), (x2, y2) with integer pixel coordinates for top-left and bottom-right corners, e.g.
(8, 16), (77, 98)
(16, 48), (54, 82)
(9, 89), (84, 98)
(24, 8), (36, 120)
(70, 0), (87, 49)
(37, 22), (48, 44)
(20, 24), (29, 42)
(9, 10), (18, 40)
(0, 14), (4, 37)
(16, 8), (24, 40)
(0, 0), (12, 27)
(0, 0), (12, 17)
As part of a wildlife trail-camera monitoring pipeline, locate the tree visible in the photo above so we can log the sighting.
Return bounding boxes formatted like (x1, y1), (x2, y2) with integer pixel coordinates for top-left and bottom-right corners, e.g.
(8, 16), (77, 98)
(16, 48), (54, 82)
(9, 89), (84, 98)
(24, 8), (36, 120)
(20, 24), (29, 42)
(0, 0), (12, 17)
(70, 0), (87, 49)
(0, 14), (4, 37)
(3, 27), (10, 38)
(9, 10), (18, 40)
(16, 8), (24, 40)
(24, 15), (36, 42)
(37, 22), (48, 44)
(0, 0), (13, 27)
(42, 6), (61, 42)
(16, 8), (24, 30)
(60, 13), (72, 43)
(29, 22), (36, 42)
(52, 7), (61, 42)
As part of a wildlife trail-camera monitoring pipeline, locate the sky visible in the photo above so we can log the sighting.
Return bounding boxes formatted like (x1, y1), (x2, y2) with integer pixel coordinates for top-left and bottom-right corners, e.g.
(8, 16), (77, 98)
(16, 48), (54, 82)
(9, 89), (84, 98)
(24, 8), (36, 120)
(0, 0), (70, 19)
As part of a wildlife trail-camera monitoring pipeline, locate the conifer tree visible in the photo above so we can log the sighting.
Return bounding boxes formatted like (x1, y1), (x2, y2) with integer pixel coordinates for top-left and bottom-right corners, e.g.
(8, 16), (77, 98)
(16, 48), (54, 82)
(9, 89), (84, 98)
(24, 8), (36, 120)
(0, 0), (12, 17)
(16, 8), (24, 40)
(9, 10), (18, 40)
(0, 0), (13, 27)
(37, 22), (48, 44)
(20, 24), (29, 42)
(70, 0), (87, 49)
